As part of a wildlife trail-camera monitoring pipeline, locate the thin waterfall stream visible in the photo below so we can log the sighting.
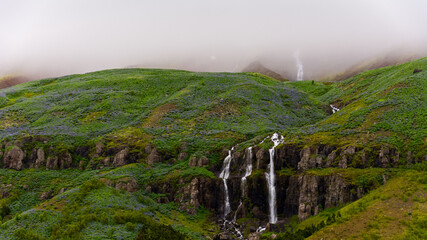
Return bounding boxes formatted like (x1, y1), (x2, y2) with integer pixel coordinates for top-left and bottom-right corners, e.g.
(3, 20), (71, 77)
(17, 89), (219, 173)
(219, 148), (233, 218)
(294, 50), (304, 81)
(265, 133), (284, 224)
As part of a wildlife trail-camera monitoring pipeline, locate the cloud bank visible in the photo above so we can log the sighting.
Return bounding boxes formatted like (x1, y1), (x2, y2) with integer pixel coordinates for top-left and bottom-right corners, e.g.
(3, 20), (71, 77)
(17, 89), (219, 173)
(1, 0), (426, 80)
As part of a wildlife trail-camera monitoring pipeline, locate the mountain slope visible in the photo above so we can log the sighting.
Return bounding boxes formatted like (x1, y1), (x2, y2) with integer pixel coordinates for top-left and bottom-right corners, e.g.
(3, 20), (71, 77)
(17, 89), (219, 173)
(0, 69), (326, 158)
(0, 58), (425, 240)
(284, 57), (427, 155)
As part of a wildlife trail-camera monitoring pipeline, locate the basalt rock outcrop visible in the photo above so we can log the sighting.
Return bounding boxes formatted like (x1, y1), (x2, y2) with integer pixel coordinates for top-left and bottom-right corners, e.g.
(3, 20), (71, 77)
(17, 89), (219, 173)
(0, 136), (423, 235)
(149, 176), (222, 215)
(183, 142), (408, 223)
(3, 146), (25, 170)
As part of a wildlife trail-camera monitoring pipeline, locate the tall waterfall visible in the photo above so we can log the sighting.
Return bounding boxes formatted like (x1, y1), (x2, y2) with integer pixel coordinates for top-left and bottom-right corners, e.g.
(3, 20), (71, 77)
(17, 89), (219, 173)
(265, 133), (284, 223)
(294, 50), (304, 81)
(219, 148), (233, 218)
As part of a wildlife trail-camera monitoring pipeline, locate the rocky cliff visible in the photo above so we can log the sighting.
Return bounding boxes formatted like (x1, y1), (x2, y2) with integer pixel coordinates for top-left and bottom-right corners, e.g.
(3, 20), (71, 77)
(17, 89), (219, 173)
(145, 140), (420, 225)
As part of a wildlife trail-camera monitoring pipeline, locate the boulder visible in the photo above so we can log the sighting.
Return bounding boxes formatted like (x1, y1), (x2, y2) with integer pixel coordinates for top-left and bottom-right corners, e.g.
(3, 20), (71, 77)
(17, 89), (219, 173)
(112, 148), (129, 167)
(248, 233), (260, 240)
(102, 157), (111, 166)
(39, 191), (53, 200)
(3, 146), (25, 170)
(58, 188), (66, 194)
(35, 148), (45, 169)
(198, 156), (209, 167)
(95, 142), (104, 156)
(115, 177), (139, 193)
(147, 149), (161, 165)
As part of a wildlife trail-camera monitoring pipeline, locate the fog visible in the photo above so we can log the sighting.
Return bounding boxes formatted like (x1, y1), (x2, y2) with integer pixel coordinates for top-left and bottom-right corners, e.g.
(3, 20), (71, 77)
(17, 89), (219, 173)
(1, 0), (427, 80)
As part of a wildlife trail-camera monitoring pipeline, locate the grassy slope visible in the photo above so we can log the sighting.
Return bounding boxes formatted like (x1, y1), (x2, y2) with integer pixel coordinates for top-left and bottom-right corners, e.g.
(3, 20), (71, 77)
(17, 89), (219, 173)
(0, 69), (329, 239)
(0, 164), (217, 239)
(0, 69), (327, 156)
(0, 59), (426, 239)
(258, 165), (426, 240)
(284, 57), (427, 155)
(305, 169), (426, 240)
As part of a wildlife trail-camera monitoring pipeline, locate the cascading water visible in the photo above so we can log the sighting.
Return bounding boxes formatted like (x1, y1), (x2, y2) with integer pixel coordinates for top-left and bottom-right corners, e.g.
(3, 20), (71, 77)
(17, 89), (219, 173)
(219, 148), (233, 218)
(294, 50), (304, 81)
(241, 147), (253, 197)
(219, 148), (244, 239)
(330, 104), (340, 113)
(265, 133), (284, 224)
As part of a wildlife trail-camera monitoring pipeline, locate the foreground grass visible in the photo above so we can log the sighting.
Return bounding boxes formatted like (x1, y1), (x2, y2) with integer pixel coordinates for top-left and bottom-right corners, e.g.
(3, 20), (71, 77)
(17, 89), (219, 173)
(304, 169), (426, 239)
(0, 163), (217, 239)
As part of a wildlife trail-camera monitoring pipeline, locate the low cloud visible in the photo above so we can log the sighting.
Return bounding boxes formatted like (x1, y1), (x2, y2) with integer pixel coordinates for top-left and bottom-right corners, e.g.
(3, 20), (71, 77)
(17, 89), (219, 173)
(1, 0), (426, 80)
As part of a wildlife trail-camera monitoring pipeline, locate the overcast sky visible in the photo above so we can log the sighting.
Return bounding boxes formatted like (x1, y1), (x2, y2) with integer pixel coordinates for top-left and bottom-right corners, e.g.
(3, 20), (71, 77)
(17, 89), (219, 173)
(1, 0), (426, 79)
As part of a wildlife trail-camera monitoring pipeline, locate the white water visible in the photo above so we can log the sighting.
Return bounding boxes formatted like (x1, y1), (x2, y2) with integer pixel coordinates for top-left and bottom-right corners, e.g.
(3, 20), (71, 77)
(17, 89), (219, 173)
(219, 148), (233, 218)
(330, 104), (340, 113)
(241, 147), (253, 197)
(265, 133), (284, 223)
(294, 50), (304, 81)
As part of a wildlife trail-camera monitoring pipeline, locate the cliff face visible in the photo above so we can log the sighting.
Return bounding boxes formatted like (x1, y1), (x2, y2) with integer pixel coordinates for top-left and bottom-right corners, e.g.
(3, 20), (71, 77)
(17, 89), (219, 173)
(145, 142), (418, 224)
(0, 138), (422, 224)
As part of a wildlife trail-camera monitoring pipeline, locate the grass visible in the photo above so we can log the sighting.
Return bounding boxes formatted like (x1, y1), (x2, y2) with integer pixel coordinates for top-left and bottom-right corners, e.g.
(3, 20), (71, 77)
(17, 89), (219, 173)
(0, 58), (426, 239)
(305, 170), (426, 239)
(0, 163), (218, 239)
(0, 69), (328, 166)
(284, 57), (427, 154)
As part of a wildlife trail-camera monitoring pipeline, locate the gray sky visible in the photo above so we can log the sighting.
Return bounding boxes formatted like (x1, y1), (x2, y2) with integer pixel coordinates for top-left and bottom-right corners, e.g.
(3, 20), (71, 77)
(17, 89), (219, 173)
(1, 0), (426, 79)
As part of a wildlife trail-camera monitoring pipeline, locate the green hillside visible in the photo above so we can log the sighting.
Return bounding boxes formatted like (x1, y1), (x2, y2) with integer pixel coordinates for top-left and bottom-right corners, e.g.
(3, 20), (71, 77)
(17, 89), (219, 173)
(0, 58), (426, 239)
(284, 57), (426, 155)
(0, 69), (326, 157)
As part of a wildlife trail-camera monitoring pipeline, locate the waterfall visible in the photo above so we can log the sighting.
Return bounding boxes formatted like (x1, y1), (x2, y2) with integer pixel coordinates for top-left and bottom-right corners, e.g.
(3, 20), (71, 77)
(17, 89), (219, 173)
(330, 104), (340, 113)
(294, 50), (304, 81)
(265, 133), (284, 223)
(219, 148), (244, 239)
(241, 147), (253, 197)
(219, 148), (233, 218)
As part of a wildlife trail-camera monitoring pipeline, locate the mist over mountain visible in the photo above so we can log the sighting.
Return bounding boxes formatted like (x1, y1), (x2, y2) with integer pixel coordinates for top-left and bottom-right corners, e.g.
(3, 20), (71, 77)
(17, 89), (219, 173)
(1, 0), (427, 80)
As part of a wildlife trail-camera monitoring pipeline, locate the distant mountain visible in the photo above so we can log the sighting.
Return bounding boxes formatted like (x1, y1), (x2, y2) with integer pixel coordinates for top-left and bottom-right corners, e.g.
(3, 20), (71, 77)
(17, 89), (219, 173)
(0, 75), (29, 89)
(322, 54), (421, 81)
(242, 61), (289, 81)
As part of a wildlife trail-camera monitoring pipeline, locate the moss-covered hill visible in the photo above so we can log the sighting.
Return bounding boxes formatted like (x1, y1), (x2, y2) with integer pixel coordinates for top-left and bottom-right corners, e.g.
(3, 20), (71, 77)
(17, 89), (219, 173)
(0, 58), (425, 240)
(0, 69), (327, 157)
(283, 57), (426, 156)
